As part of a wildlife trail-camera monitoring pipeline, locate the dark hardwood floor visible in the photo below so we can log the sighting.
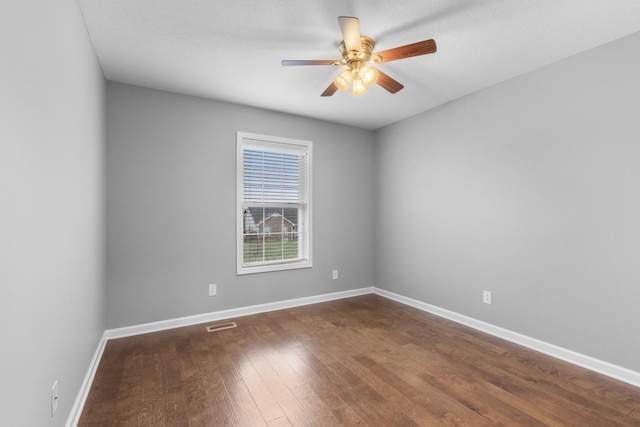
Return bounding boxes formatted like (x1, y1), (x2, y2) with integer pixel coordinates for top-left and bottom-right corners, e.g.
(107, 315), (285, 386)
(79, 294), (640, 426)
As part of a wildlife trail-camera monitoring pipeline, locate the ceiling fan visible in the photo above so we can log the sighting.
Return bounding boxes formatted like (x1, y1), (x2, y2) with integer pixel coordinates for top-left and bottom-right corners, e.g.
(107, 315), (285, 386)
(282, 16), (437, 97)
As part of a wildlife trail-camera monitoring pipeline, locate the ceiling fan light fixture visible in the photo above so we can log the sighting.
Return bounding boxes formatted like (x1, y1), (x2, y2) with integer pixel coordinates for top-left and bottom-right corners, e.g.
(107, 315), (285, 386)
(334, 69), (353, 91)
(281, 16), (437, 97)
(360, 66), (378, 87)
(352, 78), (367, 95)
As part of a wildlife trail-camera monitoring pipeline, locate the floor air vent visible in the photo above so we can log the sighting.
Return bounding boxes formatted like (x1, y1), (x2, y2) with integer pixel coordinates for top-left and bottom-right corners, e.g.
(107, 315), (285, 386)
(206, 322), (237, 332)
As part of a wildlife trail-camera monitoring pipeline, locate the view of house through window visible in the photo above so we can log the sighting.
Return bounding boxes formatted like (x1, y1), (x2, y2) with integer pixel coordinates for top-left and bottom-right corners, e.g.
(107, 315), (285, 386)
(237, 132), (312, 274)
(243, 207), (298, 263)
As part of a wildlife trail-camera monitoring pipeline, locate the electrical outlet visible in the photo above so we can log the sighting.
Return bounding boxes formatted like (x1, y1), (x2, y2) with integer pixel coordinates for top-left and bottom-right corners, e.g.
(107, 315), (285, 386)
(209, 284), (217, 296)
(51, 381), (59, 417)
(332, 270), (338, 280)
(483, 290), (492, 305)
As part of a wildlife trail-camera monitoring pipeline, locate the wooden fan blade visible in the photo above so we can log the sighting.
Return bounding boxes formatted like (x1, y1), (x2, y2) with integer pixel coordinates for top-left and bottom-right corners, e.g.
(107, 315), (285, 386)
(321, 82), (339, 97)
(375, 39), (437, 63)
(376, 69), (404, 94)
(281, 59), (337, 66)
(338, 16), (361, 52)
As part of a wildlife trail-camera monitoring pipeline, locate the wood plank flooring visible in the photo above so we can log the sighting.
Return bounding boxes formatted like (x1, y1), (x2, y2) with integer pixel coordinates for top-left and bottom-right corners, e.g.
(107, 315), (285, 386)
(79, 295), (640, 426)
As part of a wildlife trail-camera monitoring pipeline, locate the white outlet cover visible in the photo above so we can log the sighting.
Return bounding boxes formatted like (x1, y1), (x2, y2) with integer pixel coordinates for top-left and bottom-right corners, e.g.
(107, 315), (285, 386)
(209, 284), (217, 296)
(51, 381), (59, 416)
(483, 290), (492, 304)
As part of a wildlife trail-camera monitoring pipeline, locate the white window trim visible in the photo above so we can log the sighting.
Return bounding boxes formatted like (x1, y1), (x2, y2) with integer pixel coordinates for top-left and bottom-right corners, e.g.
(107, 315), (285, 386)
(236, 132), (313, 275)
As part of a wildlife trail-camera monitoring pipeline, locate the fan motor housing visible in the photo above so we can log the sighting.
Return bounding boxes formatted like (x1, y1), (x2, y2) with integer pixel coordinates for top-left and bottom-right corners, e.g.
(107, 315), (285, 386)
(339, 35), (376, 63)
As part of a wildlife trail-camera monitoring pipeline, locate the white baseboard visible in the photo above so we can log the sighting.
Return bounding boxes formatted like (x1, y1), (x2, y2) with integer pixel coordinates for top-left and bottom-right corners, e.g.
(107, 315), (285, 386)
(105, 286), (375, 340)
(66, 287), (372, 425)
(66, 331), (108, 427)
(373, 287), (640, 389)
(69, 285), (639, 425)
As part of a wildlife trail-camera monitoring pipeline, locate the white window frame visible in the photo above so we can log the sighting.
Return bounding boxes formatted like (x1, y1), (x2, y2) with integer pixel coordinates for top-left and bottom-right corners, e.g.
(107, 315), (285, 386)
(236, 132), (313, 275)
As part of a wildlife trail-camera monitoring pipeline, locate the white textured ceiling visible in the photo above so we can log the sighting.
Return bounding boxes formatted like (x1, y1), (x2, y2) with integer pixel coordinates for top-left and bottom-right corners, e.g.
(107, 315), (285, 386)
(77, 0), (640, 130)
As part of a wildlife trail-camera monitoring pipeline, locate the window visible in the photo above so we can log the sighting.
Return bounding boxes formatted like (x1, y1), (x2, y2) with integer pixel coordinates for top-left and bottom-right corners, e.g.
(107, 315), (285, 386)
(237, 132), (312, 274)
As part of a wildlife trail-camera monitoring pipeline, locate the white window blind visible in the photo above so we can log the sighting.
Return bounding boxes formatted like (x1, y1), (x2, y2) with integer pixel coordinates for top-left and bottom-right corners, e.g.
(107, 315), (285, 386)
(237, 132), (312, 274)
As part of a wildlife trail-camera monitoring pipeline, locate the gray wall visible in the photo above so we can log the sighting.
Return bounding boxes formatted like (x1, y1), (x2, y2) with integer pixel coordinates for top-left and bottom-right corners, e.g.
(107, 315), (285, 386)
(106, 83), (376, 328)
(0, 0), (106, 425)
(375, 32), (640, 372)
(3, 6), (634, 424)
